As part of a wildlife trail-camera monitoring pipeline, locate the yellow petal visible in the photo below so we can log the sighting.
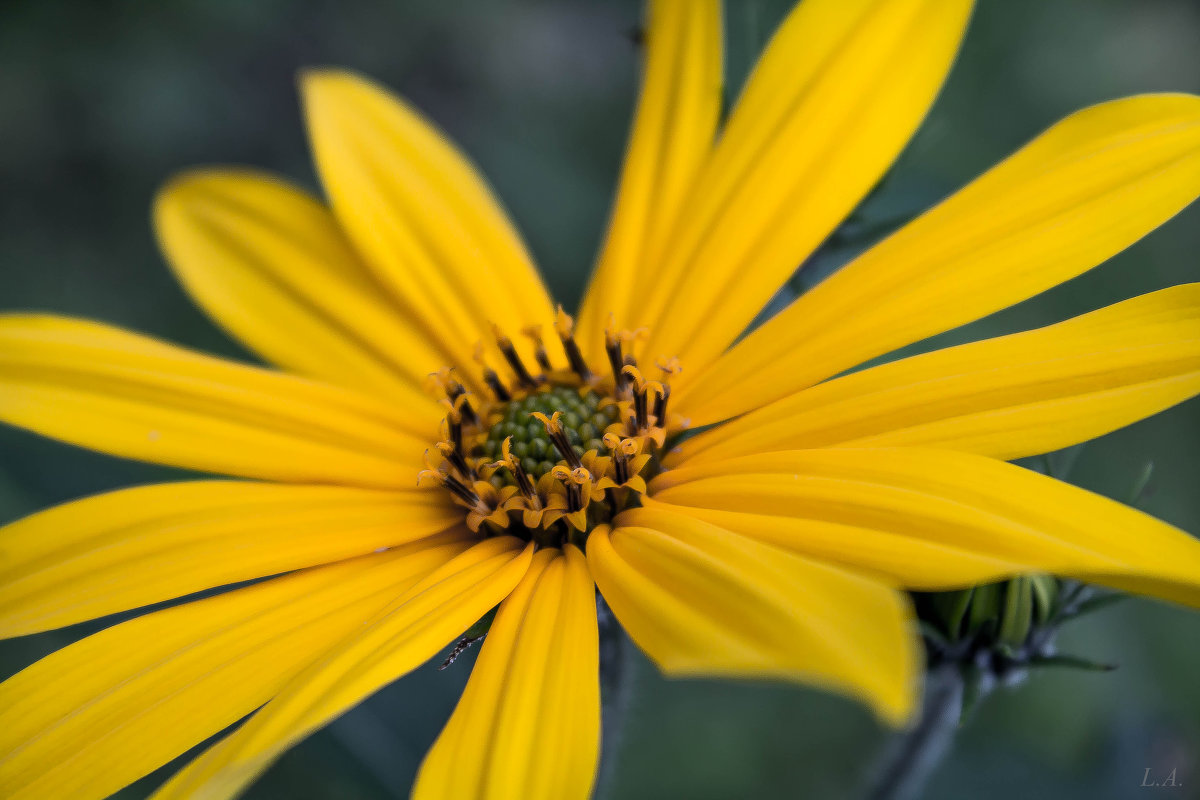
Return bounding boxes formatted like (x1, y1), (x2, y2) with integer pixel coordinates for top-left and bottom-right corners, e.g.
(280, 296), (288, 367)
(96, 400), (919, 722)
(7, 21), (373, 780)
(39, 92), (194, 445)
(588, 506), (918, 726)
(151, 536), (534, 800)
(0, 480), (461, 637)
(0, 538), (468, 800)
(681, 93), (1200, 425)
(302, 69), (555, 377)
(649, 448), (1200, 603)
(0, 315), (436, 487)
(576, 0), (722, 360)
(672, 284), (1200, 465)
(636, 0), (972, 376)
(155, 169), (453, 400)
(415, 545), (599, 800)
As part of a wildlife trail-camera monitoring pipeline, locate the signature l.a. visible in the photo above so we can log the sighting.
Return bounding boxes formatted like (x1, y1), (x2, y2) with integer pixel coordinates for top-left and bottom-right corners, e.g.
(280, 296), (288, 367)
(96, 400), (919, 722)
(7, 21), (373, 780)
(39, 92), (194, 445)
(1142, 767), (1182, 788)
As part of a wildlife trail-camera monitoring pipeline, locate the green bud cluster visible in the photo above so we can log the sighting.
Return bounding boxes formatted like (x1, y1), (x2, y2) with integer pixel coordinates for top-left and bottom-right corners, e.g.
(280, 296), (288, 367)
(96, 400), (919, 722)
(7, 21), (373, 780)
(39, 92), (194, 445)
(919, 575), (1060, 658)
(479, 386), (620, 485)
(915, 575), (1122, 719)
(909, 460), (1148, 722)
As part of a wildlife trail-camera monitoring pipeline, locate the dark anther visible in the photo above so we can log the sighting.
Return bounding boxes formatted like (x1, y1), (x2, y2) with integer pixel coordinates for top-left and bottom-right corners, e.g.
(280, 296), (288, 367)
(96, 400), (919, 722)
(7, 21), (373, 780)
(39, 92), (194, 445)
(458, 398), (479, 427)
(524, 330), (553, 373)
(445, 380), (479, 426)
(559, 332), (593, 383)
(496, 333), (541, 390)
(652, 384), (671, 426)
(447, 415), (465, 457)
(613, 451), (630, 485)
(540, 418), (584, 470)
(442, 473), (481, 506)
(443, 375), (465, 400)
(606, 335), (627, 395)
(565, 481), (584, 512)
(634, 388), (649, 430)
(439, 442), (475, 482)
(508, 451), (538, 499)
(483, 368), (511, 402)
(551, 428), (583, 470)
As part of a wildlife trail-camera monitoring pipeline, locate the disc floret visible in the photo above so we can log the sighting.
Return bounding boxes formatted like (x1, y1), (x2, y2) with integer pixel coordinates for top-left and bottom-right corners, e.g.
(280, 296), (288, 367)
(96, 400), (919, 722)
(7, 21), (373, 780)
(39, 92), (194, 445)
(419, 309), (681, 546)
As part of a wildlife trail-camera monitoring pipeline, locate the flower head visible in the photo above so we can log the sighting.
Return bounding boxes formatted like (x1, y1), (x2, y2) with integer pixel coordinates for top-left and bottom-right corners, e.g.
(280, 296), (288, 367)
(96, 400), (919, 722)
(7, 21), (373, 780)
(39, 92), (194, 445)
(4, 1), (1200, 799)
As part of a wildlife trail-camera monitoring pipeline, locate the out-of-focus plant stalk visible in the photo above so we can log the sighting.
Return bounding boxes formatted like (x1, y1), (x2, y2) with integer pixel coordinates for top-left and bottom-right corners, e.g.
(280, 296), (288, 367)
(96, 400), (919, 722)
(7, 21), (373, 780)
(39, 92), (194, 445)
(863, 663), (964, 800)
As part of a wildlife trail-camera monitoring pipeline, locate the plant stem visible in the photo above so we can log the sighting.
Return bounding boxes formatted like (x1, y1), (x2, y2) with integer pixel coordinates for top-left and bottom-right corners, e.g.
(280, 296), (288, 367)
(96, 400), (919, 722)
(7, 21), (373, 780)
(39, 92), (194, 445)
(862, 664), (964, 800)
(595, 596), (635, 799)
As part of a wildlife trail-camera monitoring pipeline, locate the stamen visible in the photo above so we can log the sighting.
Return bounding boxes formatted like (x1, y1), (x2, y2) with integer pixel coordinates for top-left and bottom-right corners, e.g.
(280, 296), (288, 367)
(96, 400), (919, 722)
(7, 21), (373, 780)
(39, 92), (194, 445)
(427, 369), (479, 426)
(446, 381), (479, 427)
(445, 392), (479, 430)
(446, 410), (465, 458)
(442, 471), (482, 506)
(496, 437), (538, 500)
(483, 373), (511, 403)
(652, 383), (671, 426)
(604, 432), (631, 485)
(422, 319), (681, 545)
(621, 365), (651, 429)
(533, 411), (583, 470)
(473, 343), (512, 402)
(656, 356), (682, 379)
(605, 322), (628, 396)
(522, 325), (554, 373)
(551, 465), (586, 512)
(417, 450), (444, 488)
(483, 370), (511, 402)
(556, 307), (593, 382)
(492, 325), (540, 390)
(437, 441), (475, 482)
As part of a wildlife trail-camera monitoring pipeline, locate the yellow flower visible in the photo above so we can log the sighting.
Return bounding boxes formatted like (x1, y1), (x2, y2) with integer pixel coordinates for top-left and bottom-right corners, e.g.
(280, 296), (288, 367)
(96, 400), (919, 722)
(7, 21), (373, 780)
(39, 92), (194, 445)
(3, 1), (1200, 798)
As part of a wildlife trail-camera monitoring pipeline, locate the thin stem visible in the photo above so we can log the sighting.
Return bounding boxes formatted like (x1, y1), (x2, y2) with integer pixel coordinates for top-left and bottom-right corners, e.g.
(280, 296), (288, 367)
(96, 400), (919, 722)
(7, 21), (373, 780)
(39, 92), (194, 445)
(595, 595), (635, 799)
(862, 664), (965, 800)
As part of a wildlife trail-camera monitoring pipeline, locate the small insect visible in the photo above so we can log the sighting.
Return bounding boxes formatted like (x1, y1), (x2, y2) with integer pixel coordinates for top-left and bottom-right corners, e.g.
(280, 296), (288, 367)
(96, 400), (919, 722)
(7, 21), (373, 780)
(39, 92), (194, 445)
(438, 607), (497, 670)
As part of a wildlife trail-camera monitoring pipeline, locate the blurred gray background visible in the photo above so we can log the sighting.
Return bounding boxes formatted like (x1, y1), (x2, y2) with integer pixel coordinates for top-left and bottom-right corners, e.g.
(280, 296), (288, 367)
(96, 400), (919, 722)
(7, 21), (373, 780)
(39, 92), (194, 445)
(2, 0), (1199, 798)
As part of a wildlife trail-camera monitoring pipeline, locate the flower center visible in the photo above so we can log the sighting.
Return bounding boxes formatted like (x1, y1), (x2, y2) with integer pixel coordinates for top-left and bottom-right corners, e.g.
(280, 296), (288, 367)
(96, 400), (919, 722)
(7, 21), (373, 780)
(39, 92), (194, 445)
(419, 309), (681, 548)
(481, 386), (619, 483)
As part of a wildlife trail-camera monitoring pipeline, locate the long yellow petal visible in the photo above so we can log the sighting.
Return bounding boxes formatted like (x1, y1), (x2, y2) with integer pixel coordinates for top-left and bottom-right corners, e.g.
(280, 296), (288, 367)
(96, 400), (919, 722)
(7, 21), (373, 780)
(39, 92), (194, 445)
(672, 285), (1200, 465)
(151, 536), (533, 800)
(649, 448), (1200, 603)
(414, 545), (599, 800)
(681, 93), (1200, 425)
(0, 315), (436, 487)
(155, 169), (453, 399)
(576, 0), (722, 360)
(302, 69), (555, 378)
(588, 506), (918, 726)
(637, 0), (972, 376)
(0, 538), (469, 800)
(0, 481), (461, 637)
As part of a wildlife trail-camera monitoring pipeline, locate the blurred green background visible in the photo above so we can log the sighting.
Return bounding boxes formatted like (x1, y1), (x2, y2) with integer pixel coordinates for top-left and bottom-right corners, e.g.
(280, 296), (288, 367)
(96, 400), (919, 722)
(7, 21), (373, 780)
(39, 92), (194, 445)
(2, 0), (1199, 798)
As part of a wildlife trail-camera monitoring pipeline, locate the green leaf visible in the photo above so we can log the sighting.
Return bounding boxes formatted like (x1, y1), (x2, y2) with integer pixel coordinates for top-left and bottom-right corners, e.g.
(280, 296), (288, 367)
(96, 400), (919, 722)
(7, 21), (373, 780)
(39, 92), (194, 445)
(1029, 653), (1117, 672)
